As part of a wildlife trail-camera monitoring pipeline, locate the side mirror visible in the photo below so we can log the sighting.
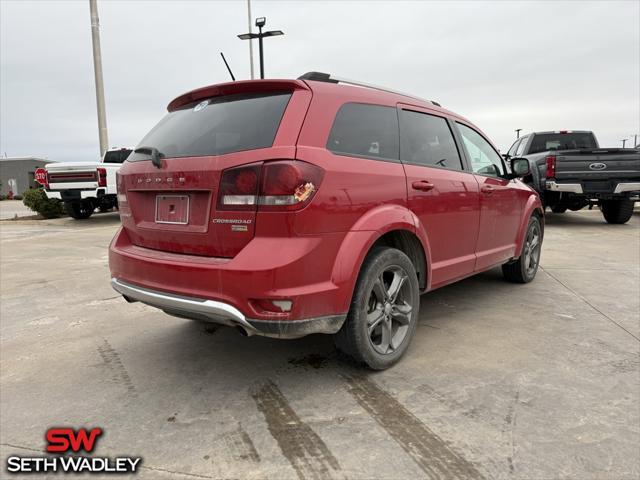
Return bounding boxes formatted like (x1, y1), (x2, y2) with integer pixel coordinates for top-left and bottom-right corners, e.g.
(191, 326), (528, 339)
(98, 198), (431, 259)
(510, 157), (531, 177)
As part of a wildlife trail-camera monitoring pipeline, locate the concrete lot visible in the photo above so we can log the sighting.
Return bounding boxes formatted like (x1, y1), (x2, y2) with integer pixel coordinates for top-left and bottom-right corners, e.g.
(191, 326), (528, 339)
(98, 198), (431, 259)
(1, 209), (638, 479)
(0, 200), (36, 220)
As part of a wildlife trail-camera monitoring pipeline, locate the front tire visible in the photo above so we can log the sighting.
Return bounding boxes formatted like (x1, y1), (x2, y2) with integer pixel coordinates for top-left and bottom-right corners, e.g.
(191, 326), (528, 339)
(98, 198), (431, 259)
(601, 199), (634, 224)
(65, 200), (94, 220)
(502, 215), (543, 283)
(334, 247), (420, 370)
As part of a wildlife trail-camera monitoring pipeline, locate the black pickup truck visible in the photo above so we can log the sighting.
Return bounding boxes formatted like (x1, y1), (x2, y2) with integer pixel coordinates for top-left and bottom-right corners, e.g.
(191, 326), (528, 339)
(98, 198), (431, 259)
(505, 131), (639, 224)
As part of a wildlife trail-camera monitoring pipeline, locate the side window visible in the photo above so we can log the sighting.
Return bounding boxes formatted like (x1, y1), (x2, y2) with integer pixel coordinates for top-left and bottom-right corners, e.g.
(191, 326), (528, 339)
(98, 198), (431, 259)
(507, 139), (521, 157)
(515, 137), (528, 156)
(326, 103), (399, 161)
(399, 109), (463, 170)
(457, 123), (505, 177)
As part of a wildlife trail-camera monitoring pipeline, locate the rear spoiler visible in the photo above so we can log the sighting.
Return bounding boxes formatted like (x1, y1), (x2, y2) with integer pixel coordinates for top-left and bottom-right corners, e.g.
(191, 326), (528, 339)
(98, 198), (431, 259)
(167, 79), (309, 112)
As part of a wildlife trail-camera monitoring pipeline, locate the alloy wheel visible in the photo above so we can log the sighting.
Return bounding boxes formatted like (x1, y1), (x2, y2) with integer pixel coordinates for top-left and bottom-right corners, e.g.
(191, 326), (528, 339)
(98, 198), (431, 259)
(366, 266), (413, 355)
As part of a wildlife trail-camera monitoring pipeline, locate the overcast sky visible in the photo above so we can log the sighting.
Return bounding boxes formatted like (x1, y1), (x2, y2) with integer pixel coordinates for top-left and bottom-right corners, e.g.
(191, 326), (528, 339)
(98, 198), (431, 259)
(1, 0), (638, 162)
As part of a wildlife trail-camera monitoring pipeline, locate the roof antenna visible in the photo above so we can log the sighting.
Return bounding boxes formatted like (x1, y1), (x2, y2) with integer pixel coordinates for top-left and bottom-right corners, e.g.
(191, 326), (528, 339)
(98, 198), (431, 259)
(220, 52), (236, 81)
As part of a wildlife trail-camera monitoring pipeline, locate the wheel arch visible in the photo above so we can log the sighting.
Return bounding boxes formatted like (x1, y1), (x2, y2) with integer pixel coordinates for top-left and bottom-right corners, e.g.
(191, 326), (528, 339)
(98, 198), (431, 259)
(330, 205), (432, 314)
(515, 195), (544, 258)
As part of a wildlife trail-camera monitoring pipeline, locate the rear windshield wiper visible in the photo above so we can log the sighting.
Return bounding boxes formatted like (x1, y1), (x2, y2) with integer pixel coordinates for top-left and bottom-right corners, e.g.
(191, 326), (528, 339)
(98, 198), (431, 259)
(134, 146), (164, 168)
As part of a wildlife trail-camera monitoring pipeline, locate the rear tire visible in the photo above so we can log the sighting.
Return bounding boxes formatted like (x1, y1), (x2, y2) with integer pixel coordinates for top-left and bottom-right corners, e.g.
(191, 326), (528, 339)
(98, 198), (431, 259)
(502, 215), (542, 283)
(601, 199), (634, 224)
(334, 247), (420, 370)
(551, 205), (567, 214)
(65, 200), (94, 220)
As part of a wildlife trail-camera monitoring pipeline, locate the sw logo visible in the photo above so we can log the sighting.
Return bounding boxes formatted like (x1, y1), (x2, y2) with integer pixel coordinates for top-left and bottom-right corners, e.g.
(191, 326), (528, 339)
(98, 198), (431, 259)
(6, 427), (142, 475)
(46, 427), (103, 453)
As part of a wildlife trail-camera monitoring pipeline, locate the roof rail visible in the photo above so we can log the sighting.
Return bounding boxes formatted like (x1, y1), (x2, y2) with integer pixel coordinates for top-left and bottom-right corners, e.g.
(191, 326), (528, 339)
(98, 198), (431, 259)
(298, 71), (441, 107)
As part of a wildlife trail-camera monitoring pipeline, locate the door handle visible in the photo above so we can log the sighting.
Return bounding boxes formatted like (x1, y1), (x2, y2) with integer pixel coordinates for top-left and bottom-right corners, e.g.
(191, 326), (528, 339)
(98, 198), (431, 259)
(412, 180), (435, 192)
(481, 185), (496, 194)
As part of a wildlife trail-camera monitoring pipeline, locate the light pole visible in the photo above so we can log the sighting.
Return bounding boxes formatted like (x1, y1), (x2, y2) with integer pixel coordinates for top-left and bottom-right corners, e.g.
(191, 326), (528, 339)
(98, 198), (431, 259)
(238, 17), (283, 79)
(621, 139), (627, 148)
(89, 0), (108, 157)
(515, 128), (522, 139)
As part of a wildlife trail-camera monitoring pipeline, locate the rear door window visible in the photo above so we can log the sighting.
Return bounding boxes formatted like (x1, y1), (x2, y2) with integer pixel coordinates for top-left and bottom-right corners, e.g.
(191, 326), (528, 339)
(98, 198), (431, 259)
(399, 109), (462, 170)
(128, 92), (291, 161)
(326, 103), (399, 161)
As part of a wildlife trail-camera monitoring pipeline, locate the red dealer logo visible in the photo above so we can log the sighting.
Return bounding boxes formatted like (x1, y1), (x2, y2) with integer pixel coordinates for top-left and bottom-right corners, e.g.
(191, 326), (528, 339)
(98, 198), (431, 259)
(46, 427), (103, 453)
(6, 426), (141, 474)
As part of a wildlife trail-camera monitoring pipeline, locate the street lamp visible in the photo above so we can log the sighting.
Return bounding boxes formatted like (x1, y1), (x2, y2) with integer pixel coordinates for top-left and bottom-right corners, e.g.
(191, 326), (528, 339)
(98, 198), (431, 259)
(238, 17), (284, 79)
(515, 128), (522, 139)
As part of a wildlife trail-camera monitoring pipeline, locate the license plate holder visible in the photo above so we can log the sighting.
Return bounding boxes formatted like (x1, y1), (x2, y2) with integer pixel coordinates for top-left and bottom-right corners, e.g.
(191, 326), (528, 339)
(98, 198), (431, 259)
(155, 194), (189, 224)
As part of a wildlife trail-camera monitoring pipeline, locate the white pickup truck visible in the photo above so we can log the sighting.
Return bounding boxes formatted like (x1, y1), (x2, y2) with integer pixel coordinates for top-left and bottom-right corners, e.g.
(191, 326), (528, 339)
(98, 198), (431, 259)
(43, 148), (132, 219)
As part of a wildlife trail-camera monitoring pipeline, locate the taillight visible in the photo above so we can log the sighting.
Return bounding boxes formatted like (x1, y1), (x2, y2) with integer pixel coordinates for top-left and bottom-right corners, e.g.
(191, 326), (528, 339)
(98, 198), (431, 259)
(218, 163), (261, 210)
(97, 167), (107, 187)
(545, 155), (556, 179)
(259, 161), (323, 211)
(218, 161), (323, 211)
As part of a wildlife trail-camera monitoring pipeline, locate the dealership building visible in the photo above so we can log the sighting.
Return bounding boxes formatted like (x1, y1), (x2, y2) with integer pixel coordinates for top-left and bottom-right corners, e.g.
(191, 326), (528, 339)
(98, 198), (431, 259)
(0, 157), (55, 196)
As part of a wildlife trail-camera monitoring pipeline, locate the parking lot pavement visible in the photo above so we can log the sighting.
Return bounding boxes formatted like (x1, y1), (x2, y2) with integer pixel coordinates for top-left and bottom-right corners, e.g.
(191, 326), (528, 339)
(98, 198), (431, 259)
(0, 200), (36, 220)
(1, 209), (638, 479)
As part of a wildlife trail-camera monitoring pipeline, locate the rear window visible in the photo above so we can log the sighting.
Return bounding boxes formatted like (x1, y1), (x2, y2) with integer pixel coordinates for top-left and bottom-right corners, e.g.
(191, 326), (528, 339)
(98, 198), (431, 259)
(326, 103), (399, 161)
(399, 109), (462, 170)
(103, 149), (132, 164)
(528, 133), (597, 154)
(128, 92), (291, 161)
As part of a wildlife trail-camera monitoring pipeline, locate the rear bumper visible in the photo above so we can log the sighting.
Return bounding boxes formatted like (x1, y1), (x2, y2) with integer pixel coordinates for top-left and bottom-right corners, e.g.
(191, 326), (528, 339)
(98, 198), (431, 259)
(111, 278), (345, 338)
(545, 181), (583, 194)
(45, 188), (110, 201)
(546, 181), (640, 196)
(613, 182), (640, 194)
(109, 226), (350, 336)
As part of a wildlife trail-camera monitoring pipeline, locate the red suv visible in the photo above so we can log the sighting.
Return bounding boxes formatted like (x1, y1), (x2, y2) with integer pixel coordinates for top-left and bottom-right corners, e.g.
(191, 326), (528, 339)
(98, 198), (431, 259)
(109, 72), (543, 369)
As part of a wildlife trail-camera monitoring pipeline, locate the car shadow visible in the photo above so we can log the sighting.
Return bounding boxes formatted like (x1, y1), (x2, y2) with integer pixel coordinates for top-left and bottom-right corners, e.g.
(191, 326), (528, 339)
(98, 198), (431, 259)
(122, 267), (512, 386)
(544, 209), (639, 227)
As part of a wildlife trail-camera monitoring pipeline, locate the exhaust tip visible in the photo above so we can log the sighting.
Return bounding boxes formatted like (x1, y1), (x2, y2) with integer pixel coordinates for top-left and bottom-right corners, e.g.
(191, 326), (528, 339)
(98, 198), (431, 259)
(236, 326), (249, 337)
(122, 295), (137, 304)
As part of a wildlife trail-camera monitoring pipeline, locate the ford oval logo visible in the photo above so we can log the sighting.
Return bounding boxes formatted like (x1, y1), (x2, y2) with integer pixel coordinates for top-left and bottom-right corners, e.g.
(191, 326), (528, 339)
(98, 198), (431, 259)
(589, 162), (607, 171)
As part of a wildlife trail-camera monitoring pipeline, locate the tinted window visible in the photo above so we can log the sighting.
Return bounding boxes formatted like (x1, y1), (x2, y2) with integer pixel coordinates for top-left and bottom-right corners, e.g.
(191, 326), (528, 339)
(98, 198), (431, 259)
(399, 110), (462, 170)
(457, 123), (505, 177)
(327, 103), (399, 161)
(128, 92), (291, 161)
(103, 149), (132, 164)
(528, 133), (597, 154)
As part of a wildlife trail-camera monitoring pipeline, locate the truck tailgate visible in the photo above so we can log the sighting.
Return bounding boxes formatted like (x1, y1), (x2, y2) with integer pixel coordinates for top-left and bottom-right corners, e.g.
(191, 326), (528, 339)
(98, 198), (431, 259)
(554, 149), (640, 193)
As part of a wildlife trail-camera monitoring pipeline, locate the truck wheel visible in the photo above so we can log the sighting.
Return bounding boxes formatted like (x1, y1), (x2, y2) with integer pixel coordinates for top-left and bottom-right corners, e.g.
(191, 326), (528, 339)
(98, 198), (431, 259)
(601, 199), (634, 224)
(334, 247), (420, 370)
(502, 215), (542, 283)
(551, 205), (567, 214)
(65, 200), (94, 220)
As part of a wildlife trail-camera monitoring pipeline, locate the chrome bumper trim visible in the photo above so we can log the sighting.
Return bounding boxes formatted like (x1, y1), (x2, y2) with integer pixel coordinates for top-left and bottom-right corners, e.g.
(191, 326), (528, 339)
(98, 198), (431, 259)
(545, 181), (583, 194)
(111, 278), (255, 333)
(111, 278), (347, 339)
(613, 182), (640, 194)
